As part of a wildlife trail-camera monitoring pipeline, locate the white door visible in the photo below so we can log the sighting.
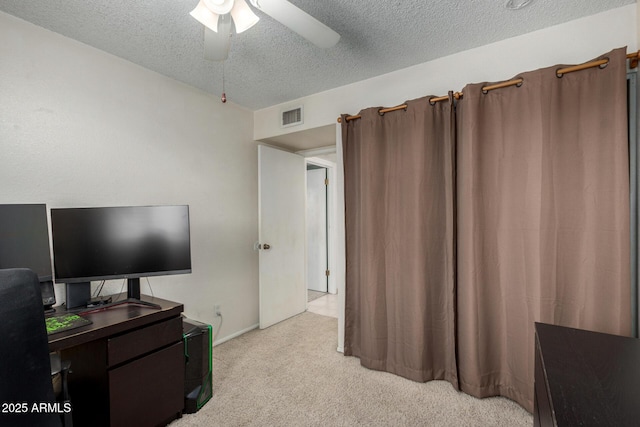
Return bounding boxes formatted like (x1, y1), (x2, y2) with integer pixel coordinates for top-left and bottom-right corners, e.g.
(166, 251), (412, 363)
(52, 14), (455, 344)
(258, 145), (307, 329)
(306, 167), (328, 292)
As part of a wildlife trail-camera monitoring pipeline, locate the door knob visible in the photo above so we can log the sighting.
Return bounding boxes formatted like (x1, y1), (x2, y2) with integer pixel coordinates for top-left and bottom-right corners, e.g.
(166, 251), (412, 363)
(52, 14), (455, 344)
(262, 244), (271, 250)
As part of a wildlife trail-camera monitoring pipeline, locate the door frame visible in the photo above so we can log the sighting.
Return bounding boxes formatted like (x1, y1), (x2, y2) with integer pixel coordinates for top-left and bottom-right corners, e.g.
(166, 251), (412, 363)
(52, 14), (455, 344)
(304, 156), (336, 296)
(305, 165), (329, 293)
(298, 141), (344, 353)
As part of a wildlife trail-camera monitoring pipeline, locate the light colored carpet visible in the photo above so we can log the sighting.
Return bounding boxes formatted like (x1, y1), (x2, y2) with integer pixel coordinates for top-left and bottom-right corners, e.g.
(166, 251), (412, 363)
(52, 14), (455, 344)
(307, 289), (326, 302)
(170, 312), (533, 427)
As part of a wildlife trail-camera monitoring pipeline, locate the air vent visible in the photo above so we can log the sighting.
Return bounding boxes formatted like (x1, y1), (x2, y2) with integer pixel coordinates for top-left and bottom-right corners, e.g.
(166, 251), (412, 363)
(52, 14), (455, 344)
(281, 106), (303, 128)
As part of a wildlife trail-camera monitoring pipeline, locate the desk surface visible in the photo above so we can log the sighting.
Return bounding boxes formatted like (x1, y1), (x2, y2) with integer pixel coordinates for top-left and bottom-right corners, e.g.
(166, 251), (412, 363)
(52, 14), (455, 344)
(535, 322), (640, 426)
(47, 294), (183, 352)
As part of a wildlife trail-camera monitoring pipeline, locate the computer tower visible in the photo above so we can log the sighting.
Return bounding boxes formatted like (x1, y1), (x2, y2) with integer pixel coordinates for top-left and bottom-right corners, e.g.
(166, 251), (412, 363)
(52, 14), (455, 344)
(182, 318), (212, 414)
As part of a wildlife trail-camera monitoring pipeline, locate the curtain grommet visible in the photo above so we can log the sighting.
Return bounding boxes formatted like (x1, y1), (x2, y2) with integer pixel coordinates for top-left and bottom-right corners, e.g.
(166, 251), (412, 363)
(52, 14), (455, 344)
(599, 58), (609, 69)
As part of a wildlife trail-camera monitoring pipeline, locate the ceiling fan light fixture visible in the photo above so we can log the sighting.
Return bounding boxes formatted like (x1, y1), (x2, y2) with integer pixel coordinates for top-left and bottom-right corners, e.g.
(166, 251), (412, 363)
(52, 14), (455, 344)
(191, 0), (220, 32)
(231, 0), (260, 33)
(196, 0), (341, 63)
(203, 0), (234, 15)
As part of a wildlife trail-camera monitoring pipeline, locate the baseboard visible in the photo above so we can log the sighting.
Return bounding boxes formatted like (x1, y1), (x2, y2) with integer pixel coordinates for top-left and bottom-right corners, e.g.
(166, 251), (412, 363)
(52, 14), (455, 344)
(213, 323), (259, 346)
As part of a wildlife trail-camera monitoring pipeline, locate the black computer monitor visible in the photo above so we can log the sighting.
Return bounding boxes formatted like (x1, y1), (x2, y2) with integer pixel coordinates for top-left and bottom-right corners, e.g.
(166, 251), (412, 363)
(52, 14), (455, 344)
(50, 205), (192, 309)
(0, 204), (56, 309)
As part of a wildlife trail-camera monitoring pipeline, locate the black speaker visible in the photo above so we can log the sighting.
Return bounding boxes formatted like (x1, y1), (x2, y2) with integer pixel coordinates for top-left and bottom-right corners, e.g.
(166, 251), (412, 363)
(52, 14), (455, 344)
(40, 280), (56, 309)
(65, 281), (91, 309)
(183, 318), (212, 414)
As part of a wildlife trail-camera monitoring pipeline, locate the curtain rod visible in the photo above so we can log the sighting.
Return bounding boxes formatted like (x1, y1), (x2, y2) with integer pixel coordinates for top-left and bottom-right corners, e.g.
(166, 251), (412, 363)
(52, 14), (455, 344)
(338, 51), (640, 123)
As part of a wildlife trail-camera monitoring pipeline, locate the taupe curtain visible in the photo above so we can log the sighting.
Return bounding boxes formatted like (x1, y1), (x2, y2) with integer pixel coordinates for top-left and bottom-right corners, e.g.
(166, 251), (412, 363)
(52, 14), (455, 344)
(456, 47), (630, 411)
(342, 96), (458, 387)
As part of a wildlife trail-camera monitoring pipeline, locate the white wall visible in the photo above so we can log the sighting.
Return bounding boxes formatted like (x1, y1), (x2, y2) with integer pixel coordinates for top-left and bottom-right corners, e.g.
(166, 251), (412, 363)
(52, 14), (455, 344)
(254, 4), (638, 140)
(0, 12), (259, 343)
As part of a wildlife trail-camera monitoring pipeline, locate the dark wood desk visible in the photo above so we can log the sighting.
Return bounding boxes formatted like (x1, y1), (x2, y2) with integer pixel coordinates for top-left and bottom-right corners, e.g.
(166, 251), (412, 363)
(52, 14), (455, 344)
(48, 294), (184, 427)
(534, 322), (640, 427)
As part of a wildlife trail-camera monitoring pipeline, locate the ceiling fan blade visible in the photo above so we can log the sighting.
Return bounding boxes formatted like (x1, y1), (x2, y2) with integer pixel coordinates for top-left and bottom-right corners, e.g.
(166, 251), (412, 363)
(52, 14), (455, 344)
(249, 0), (340, 49)
(204, 14), (232, 61)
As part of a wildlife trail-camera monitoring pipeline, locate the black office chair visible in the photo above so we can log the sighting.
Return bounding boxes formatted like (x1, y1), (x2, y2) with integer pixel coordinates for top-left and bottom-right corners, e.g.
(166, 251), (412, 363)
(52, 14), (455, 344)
(0, 268), (62, 427)
(50, 352), (73, 427)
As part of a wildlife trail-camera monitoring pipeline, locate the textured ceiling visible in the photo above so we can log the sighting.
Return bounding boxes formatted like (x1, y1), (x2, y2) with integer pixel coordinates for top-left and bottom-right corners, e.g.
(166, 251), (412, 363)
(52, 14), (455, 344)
(0, 0), (634, 111)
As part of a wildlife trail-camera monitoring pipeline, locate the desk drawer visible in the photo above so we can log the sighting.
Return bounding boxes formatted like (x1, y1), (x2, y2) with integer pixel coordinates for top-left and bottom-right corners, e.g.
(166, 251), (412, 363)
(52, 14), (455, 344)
(108, 316), (182, 366)
(109, 341), (185, 427)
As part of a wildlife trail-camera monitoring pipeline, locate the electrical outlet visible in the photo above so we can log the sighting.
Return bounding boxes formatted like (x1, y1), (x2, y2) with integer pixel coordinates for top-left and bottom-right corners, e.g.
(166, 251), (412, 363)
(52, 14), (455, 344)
(214, 304), (222, 317)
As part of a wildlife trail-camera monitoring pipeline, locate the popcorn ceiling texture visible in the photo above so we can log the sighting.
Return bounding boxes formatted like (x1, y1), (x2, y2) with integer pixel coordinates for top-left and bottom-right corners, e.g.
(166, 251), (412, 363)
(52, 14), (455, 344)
(0, 0), (633, 110)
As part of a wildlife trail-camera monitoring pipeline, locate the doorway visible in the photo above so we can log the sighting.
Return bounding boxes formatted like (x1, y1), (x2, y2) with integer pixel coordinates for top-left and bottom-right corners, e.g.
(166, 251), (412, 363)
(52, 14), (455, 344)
(306, 164), (328, 295)
(305, 156), (338, 318)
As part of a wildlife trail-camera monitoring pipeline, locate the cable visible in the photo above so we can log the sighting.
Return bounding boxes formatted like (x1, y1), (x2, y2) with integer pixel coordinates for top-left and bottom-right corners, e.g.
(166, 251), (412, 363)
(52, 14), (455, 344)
(114, 279), (126, 301)
(93, 281), (105, 297)
(145, 277), (155, 298)
(213, 313), (223, 340)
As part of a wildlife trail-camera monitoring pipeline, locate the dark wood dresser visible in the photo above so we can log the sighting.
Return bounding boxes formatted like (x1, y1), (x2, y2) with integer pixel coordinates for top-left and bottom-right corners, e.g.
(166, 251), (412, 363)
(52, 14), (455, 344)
(534, 322), (640, 427)
(48, 295), (184, 427)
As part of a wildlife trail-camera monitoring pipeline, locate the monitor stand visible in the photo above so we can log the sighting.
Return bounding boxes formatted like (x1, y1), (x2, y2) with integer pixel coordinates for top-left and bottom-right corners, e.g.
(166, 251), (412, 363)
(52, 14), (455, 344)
(117, 278), (161, 309)
(80, 278), (161, 313)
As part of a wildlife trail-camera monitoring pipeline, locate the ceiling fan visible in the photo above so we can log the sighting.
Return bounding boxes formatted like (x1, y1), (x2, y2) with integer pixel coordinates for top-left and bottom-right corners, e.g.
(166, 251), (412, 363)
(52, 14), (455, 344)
(190, 0), (341, 61)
